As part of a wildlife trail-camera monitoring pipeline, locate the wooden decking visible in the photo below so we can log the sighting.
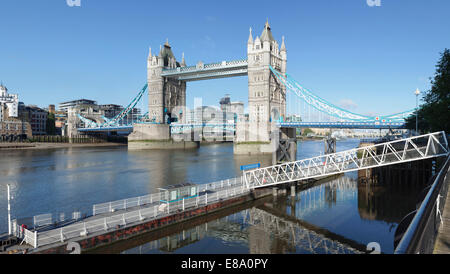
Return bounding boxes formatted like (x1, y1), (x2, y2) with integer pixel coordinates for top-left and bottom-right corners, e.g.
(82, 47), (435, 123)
(433, 168), (450, 254)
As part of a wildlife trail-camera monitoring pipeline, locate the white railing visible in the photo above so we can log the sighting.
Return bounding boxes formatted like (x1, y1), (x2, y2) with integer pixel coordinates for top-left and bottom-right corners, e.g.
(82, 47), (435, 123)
(35, 183), (249, 248)
(93, 177), (244, 215)
(93, 192), (162, 216)
(33, 213), (53, 227)
(23, 228), (37, 248)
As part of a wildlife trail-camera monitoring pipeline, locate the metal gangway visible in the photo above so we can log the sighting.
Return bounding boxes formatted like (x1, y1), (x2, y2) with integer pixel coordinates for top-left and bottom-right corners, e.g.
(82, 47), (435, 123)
(244, 132), (449, 189)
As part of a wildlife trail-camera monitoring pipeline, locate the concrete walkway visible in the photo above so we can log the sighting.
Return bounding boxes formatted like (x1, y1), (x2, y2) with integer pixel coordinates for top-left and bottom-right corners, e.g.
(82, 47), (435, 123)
(433, 168), (450, 254)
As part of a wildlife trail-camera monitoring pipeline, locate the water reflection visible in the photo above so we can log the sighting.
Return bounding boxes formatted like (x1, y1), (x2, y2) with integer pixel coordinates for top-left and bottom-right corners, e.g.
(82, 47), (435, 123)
(0, 139), (428, 254)
(0, 144), (272, 233)
(120, 205), (362, 255)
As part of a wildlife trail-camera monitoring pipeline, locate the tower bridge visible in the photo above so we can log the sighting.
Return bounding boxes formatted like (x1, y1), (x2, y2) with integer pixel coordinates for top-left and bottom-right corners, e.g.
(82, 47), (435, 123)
(74, 20), (415, 155)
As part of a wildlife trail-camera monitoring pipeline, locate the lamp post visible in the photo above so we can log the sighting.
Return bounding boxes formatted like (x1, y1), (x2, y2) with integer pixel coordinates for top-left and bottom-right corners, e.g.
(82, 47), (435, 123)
(415, 88), (420, 134)
(7, 184), (11, 235)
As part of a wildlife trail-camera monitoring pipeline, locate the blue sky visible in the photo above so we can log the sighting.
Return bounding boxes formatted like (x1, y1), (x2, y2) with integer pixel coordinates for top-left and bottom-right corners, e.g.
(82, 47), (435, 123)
(0, 0), (449, 116)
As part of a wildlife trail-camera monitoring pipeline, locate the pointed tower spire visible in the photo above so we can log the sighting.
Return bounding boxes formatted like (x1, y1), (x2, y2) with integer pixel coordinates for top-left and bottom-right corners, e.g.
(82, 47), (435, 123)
(281, 36), (286, 52)
(181, 52), (186, 67)
(148, 47), (152, 59)
(159, 44), (163, 57)
(261, 19), (274, 42)
(248, 27), (253, 44)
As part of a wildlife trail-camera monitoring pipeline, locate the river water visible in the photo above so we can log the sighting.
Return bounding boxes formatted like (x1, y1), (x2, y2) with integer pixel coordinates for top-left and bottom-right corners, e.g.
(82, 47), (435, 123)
(0, 139), (426, 253)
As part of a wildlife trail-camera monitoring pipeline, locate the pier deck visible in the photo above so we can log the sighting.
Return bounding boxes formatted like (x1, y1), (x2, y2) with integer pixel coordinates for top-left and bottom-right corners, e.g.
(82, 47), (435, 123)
(12, 178), (265, 253)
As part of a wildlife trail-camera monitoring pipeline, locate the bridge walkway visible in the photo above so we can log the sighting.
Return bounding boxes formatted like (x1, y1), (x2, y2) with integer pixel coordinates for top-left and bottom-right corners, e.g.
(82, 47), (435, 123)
(433, 167), (450, 254)
(244, 132), (449, 190)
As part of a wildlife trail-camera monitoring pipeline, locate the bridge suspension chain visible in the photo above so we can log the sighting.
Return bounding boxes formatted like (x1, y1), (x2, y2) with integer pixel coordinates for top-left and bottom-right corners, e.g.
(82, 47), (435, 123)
(270, 66), (414, 123)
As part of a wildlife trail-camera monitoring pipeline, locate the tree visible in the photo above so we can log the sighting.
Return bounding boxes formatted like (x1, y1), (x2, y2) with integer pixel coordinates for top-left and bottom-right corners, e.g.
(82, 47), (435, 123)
(46, 112), (56, 135)
(406, 49), (450, 133)
(302, 128), (314, 136)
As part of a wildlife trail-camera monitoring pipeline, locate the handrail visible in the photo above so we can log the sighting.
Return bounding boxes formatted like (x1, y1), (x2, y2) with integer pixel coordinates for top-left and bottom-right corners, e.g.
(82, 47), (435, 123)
(394, 153), (450, 254)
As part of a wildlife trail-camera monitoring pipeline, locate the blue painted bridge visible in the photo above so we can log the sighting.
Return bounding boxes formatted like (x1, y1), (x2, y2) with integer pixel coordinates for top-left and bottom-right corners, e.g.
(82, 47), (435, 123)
(77, 121), (405, 135)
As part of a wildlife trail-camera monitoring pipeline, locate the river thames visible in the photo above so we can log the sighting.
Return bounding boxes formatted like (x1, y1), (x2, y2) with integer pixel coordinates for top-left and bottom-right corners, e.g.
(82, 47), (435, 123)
(0, 139), (425, 253)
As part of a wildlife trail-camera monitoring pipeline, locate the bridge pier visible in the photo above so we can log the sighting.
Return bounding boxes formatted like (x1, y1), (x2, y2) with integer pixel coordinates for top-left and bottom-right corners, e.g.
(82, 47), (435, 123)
(291, 185), (296, 197)
(272, 127), (297, 165)
(128, 123), (199, 150)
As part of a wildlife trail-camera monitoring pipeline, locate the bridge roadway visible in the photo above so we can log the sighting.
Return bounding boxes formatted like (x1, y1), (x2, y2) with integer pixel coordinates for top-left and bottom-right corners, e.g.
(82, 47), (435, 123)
(77, 121), (405, 134)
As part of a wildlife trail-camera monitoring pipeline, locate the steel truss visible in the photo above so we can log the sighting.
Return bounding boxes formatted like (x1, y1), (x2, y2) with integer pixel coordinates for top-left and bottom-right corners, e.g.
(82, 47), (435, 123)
(244, 132), (449, 189)
(78, 84), (148, 129)
(161, 59), (248, 81)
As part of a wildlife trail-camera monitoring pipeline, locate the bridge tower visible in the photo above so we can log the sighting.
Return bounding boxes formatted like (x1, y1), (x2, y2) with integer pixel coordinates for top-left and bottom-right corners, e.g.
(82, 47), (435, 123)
(147, 40), (187, 124)
(235, 20), (288, 154)
(129, 41), (195, 148)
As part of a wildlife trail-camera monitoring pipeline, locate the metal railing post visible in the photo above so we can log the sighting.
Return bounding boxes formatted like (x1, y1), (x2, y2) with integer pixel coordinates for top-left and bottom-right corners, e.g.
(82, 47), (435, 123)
(182, 198), (185, 211)
(206, 193), (208, 205)
(34, 231), (38, 248)
(60, 228), (64, 243)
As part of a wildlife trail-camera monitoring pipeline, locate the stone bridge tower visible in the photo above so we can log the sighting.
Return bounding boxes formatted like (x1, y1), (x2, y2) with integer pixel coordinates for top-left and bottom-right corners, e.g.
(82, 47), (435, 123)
(147, 40), (187, 124)
(235, 20), (287, 154)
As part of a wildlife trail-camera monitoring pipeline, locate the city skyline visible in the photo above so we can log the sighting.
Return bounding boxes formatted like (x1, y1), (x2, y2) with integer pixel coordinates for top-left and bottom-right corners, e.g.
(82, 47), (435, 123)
(1, 0), (449, 116)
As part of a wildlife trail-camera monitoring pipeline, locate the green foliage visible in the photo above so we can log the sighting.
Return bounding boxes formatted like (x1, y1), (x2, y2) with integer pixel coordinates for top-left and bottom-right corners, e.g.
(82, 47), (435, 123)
(46, 112), (56, 135)
(406, 49), (450, 133)
(302, 128), (314, 136)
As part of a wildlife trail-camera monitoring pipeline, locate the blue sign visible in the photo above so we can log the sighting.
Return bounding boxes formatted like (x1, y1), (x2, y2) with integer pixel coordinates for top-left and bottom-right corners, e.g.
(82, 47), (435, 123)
(240, 163), (261, 171)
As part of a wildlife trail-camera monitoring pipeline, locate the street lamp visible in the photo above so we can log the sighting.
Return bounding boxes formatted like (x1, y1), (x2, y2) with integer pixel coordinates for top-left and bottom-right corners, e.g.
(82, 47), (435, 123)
(415, 88), (420, 134)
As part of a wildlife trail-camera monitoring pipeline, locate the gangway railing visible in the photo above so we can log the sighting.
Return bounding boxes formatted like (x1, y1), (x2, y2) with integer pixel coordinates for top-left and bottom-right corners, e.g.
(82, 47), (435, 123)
(394, 153), (450, 254)
(244, 132), (449, 189)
